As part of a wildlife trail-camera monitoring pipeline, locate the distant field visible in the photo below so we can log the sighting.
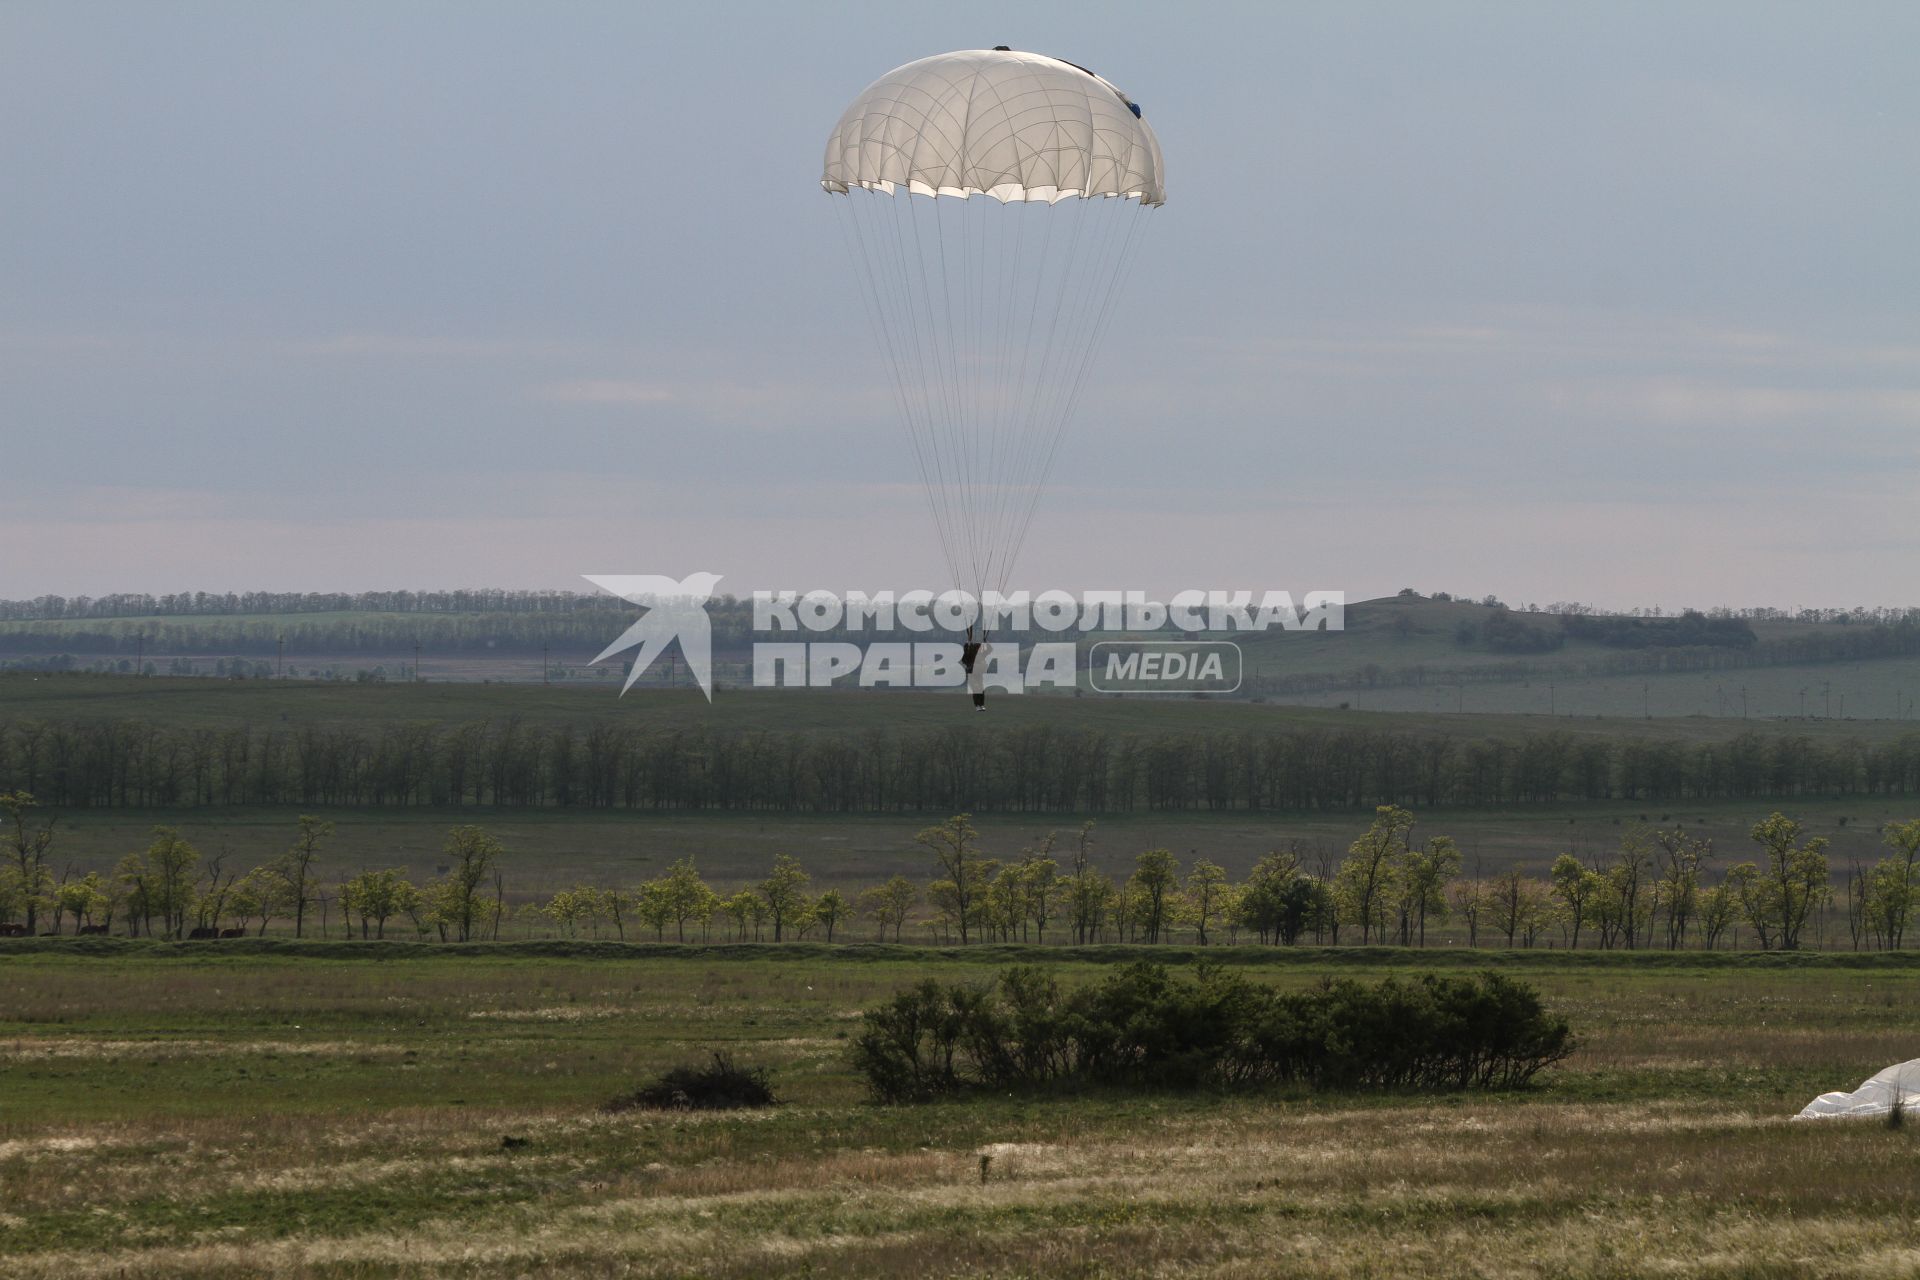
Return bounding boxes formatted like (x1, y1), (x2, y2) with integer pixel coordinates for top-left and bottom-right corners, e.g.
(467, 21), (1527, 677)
(1267, 652), (1920, 720)
(9, 592), (1918, 718)
(7, 671), (1917, 743)
(3, 945), (1919, 1277)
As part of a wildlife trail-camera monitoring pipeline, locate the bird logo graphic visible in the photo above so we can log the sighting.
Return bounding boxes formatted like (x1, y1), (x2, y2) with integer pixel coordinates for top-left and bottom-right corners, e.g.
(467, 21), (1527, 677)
(583, 572), (724, 700)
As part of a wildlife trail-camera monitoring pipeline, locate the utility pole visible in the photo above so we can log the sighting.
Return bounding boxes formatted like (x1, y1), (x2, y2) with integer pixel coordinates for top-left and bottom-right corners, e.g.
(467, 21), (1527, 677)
(1741, 686), (1748, 718)
(1643, 683), (1650, 719)
(413, 641), (421, 683)
(1548, 682), (1555, 716)
(543, 643), (550, 686)
(276, 634), (284, 680)
(1823, 681), (1831, 719)
(135, 632), (144, 676)
(1799, 687), (1807, 718)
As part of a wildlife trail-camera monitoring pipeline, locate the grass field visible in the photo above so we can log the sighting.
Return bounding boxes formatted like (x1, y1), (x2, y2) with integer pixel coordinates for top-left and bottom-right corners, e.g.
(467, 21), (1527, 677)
(3, 943), (1919, 1277)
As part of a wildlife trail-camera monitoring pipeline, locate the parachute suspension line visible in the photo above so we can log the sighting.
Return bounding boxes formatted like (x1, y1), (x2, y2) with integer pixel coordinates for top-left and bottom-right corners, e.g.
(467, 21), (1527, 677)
(1005, 199), (1149, 586)
(833, 187), (1153, 608)
(976, 193), (1092, 599)
(975, 199), (1056, 601)
(897, 191), (971, 597)
(833, 195), (963, 596)
(984, 194), (1025, 577)
(904, 191), (973, 597)
(1001, 200), (1153, 592)
(978, 199), (1043, 599)
(855, 190), (968, 597)
(988, 195), (1127, 599)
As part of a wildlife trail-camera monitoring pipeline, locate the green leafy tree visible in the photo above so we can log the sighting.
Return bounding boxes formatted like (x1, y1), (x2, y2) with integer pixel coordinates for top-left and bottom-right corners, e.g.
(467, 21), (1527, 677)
(1127, 849), (1181, 944)
(1549, 853), (1602, 949)
(601, 887), (636, 940)
(279, 815), (333, 938)
(722, 888), (765, 941)
(1698, 879), (1738, 950)
(659, 857), (713, 941)
(1489, 865), (1549, 949)
(1739, 812), (1830, 951)
(436, 825), (503, 942)
(1653, 826), (1711, 950)
(1185, 859), (1230, 945)
(916, 814), (989, 945)
(635, 880), (676, 939)
(1864, 819), (1920, 949)
(53, 872), (109, 932)
(228, 865), (287, 936)
(757, 853), (811, 942)
(1065, 821), (1110, 945)
(1236, 851), (1323, 946)
(1449, 873), (1488, 949)
(142, 827), (201, 939)
(0, 791), (56, 933)
(1336, 806), (1415, 944)
(1609, 829), (1655, 950)
(339, 868), (415, 939)
(813, 888), (848, 942)
(984, 864), (1027, 942)
(858, 875), (918, 942)
(1019, 839), (1063, 944)
(1395, 835), (1460, 947)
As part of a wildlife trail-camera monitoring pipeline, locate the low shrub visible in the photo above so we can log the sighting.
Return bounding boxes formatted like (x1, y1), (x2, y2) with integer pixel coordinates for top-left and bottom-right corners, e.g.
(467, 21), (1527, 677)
(852, 963), (1573, 1103)
(605, 1051), (778, 1112)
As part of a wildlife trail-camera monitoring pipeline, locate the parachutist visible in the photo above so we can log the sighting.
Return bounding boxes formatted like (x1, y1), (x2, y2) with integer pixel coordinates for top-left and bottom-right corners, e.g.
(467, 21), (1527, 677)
(822, 50), (1160, 611)
(962, 626), (992, 710)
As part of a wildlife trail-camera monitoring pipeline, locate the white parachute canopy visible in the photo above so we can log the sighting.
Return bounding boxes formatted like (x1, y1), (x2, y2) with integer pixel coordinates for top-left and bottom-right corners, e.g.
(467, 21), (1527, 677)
(823, 48), (1163, 602)
(1799, 1057), (1920, 1119)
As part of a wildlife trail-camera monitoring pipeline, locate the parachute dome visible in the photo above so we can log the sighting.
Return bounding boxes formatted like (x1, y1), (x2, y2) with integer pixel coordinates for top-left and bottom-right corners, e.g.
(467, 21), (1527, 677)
(822, 48), (1165, 204)
(1798, 1058), (1920, 1119)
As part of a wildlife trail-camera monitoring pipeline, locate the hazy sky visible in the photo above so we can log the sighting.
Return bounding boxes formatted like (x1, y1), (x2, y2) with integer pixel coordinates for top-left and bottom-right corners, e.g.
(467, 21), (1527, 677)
(3, 2), (1916, 608)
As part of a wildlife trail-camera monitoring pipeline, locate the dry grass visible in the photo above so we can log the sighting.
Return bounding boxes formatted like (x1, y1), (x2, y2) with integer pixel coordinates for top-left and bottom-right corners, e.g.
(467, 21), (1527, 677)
(6, 952), (1920, 1276)
(8, 1100), (1920, 1277)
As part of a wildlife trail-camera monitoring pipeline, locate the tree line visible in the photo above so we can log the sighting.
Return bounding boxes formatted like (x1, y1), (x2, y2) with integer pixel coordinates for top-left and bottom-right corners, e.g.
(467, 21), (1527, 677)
(1255, 614), (1920, 699)
(7, 793), (1917, 953)
(4, 716), (1919, 814)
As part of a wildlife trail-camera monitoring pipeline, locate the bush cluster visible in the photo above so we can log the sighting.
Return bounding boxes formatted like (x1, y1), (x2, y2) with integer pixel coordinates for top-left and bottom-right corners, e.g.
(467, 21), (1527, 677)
(851, 964), (1574, 1103)
(605, 1051), (778, 1112)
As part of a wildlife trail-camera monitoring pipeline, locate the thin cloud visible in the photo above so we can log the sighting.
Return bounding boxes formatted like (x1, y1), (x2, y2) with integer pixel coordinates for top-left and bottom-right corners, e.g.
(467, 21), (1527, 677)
(540, 379), (677, 405)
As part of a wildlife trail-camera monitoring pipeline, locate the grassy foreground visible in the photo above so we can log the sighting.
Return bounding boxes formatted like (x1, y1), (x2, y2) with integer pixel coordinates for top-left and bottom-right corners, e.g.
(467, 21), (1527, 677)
(4, 945), (1920, 1277)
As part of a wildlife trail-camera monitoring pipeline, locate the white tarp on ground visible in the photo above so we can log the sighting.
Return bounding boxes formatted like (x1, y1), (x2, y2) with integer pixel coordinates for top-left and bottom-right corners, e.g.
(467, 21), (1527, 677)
(1798, 1058), (1920, 1119)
